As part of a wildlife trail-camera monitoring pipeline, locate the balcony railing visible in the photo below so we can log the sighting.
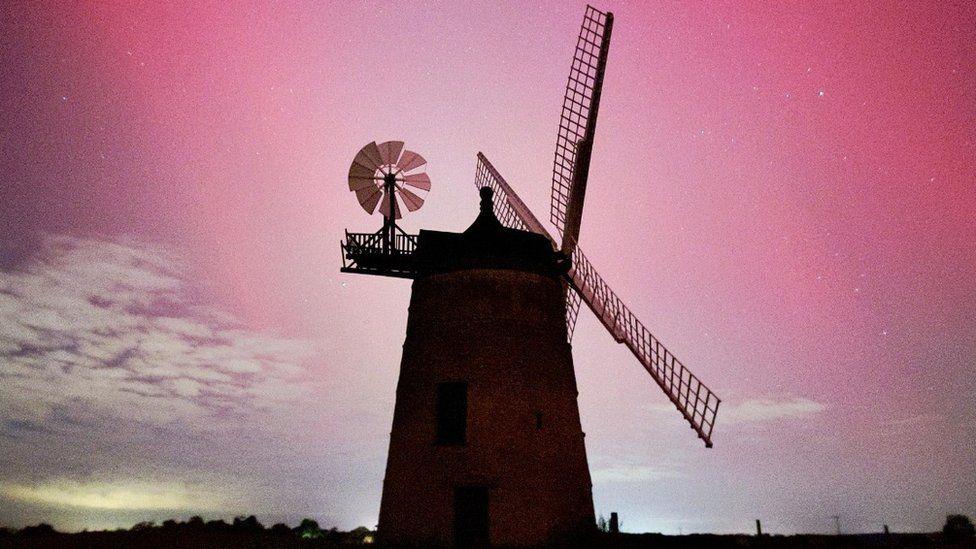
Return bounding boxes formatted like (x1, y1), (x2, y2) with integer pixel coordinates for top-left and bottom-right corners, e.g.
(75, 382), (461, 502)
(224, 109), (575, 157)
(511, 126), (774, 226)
(341, 230), (418, 278)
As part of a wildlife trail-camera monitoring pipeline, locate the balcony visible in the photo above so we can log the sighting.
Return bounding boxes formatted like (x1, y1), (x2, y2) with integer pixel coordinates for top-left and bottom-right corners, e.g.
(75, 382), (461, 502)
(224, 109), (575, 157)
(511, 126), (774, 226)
(341, 230), (418, 279)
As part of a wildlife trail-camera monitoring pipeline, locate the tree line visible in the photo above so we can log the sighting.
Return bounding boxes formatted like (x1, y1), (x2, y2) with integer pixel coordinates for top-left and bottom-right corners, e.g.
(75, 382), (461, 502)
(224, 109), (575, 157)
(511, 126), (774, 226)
(0, 516), (374, 547)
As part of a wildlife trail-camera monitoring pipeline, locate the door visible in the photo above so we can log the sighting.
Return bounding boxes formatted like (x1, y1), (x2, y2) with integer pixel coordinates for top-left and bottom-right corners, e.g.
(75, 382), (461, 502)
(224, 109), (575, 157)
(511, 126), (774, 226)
(454, 486), (489, 548)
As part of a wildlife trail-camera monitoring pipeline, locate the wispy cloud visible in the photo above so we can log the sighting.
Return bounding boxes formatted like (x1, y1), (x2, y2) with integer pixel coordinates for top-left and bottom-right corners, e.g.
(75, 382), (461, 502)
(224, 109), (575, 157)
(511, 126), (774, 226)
(0, 234), (315, 434)
(720, 397), (826, 424)
(591, 465), (681, 483)
(878, 413), (943, 436)
(641, 396), (826, 425)
(0, 233), (388, 530)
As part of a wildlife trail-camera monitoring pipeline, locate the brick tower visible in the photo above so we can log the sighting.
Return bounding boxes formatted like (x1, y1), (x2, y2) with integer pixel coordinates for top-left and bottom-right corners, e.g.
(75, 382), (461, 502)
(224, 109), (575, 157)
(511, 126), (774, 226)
(376, 188), (595, 547)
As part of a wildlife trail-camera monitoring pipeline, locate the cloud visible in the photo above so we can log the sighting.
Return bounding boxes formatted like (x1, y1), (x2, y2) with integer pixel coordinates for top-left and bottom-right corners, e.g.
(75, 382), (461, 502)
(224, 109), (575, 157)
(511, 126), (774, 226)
(641, 396), (826, 425)
(591, 465), (681, 483)
(0, 234), (316, 435)
(878, 413), (943, 436)
(0, 233), (343, 528)
(719, 397), (826, 424)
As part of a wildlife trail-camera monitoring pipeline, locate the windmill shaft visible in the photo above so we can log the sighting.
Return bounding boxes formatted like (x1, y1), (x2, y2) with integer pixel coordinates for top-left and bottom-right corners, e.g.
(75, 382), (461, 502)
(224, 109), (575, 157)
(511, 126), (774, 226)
(560, 138), (593, 256)
(383, 174), (397, 252)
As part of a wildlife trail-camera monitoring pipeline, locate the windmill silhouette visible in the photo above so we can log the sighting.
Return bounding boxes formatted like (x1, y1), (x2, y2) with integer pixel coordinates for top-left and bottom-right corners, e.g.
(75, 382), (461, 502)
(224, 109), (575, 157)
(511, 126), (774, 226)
(340, 5), (720, 547)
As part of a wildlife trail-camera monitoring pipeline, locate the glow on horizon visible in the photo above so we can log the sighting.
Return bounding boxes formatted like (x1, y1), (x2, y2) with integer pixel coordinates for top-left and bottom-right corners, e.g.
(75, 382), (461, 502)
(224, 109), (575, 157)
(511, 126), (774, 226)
(1, 481), (223, 512)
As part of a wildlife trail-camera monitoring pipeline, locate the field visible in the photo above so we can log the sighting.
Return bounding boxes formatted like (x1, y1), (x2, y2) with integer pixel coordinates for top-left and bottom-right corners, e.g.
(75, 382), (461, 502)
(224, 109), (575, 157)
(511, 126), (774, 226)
(0, 528), (970, 549)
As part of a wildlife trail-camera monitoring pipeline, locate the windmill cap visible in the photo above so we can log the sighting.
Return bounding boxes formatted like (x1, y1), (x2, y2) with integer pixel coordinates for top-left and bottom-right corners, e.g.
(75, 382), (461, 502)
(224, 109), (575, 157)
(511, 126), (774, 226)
(411, 185), (564, 278)
(468, 186), (502, 234)
(479, 186), (494, 210)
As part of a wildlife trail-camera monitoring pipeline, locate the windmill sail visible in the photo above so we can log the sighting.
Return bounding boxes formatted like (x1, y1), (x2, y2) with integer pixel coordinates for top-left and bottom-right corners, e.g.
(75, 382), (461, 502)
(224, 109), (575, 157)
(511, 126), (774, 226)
(475, 152), (549, 237)
(396, 150), (427, 173)
(475, 152), (719, 447)
(475, 153), (585, 342)
(347, 140), (431, 217)
(378, 140), (404, 166)
(566, 242), (720, 447)
(551, 5), (613, 255)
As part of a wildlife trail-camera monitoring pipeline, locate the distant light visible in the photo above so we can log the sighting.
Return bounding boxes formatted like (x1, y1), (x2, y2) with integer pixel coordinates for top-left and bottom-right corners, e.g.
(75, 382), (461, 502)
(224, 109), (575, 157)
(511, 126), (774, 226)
(818, 90), (825, 97)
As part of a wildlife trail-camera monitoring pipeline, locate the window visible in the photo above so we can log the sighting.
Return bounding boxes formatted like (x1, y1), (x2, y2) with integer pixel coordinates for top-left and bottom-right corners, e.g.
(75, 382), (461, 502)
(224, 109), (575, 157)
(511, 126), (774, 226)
(436, 382), (467, 445)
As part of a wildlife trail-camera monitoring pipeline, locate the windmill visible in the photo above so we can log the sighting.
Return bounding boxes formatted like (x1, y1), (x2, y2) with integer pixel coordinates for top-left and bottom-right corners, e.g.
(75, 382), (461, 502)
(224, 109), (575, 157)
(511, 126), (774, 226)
(340, 5), (721, 547)
(346, 140), (431, 265)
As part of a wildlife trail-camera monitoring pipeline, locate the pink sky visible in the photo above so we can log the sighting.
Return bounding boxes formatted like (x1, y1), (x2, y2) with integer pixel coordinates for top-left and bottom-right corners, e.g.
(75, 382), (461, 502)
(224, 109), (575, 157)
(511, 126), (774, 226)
(1, 0), (974, 534)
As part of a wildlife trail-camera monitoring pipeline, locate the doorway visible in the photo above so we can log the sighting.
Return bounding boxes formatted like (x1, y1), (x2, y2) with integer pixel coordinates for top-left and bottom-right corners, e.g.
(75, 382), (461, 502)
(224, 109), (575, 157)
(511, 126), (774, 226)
(453, 486), (489, 548)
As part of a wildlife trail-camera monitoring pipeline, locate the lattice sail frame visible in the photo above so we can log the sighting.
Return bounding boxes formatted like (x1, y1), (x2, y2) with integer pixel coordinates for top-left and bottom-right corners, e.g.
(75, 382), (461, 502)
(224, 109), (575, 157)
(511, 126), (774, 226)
(476, 153), (585, 341)
(566, 245), (719, 446)
(550, 5), (612, 243)
(475, 153), (720, 447)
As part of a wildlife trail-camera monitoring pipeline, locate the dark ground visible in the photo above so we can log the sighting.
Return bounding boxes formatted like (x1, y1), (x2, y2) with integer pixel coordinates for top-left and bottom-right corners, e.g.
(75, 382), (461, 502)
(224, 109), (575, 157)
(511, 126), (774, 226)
(592, 532), (970, 548)
(0, 530), (972, 549)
